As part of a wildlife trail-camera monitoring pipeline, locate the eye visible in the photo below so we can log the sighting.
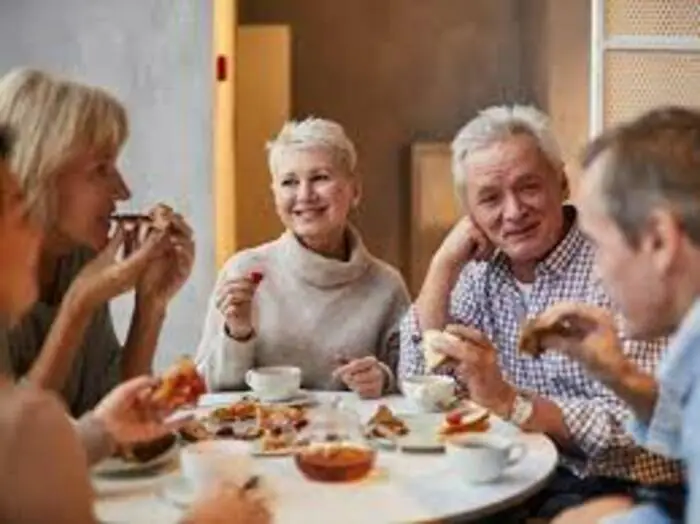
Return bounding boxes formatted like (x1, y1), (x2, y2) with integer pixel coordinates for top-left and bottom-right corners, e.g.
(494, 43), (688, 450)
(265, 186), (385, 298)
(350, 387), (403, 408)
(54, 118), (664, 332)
(310, 172), (330, 182)
(479, 193), (500, 206)
(280, 178), (298, 187)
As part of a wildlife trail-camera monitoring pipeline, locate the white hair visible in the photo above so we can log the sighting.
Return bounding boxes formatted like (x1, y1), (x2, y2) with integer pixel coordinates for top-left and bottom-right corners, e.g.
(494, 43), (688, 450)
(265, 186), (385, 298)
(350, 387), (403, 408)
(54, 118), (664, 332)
(266, 117), (357, 176)
(451, 105), (563, 193)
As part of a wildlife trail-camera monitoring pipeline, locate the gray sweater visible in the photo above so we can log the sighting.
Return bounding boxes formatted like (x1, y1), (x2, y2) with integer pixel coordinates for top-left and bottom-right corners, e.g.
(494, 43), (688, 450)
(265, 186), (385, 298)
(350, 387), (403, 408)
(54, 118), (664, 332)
(196, 228), (410, 391)
(0, 248), (121, 416)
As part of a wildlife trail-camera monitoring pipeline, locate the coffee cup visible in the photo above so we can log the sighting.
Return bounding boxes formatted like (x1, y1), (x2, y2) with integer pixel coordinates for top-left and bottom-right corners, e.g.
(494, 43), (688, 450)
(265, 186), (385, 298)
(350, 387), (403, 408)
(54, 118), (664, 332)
(180, 440), (255, 494)
(445, 434), (526, 483)
(401, 375), (456, 412)
(245, 366), (301, 401)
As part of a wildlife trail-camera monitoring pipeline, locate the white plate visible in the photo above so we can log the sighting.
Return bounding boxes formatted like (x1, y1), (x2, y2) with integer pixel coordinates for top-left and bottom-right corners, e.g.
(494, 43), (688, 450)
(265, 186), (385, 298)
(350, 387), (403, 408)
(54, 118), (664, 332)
(371, 407), (490, 452)
(92, 440), (179, 476)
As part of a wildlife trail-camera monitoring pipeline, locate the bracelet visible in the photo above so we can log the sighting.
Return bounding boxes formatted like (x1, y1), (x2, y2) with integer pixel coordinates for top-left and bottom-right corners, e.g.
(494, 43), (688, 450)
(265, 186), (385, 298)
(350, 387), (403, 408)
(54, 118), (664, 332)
(224, 324), (256, 342)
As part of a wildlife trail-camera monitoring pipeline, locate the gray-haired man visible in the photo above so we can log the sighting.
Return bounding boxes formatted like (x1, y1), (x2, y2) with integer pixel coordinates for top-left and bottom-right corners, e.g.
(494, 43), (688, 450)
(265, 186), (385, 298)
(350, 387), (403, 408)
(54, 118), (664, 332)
(399, 105), (682, 518)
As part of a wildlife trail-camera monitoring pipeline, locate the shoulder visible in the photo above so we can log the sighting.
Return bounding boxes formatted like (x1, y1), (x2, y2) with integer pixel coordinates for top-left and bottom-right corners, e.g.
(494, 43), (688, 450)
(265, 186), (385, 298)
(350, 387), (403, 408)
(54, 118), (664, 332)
(0, 384), (70, 446)
(361, 251), (410, 301)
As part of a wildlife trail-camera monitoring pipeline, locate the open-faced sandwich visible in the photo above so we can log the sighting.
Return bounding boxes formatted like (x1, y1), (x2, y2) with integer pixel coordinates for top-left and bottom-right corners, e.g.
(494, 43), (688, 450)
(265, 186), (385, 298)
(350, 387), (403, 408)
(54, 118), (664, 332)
(111, 204), (175, 256)
(518, 309), (584, 358)
(438, 406), (490, 438)
(365, 405), (409, 438)
(151, 356), (207, 411)
(421, 329), (461, 372)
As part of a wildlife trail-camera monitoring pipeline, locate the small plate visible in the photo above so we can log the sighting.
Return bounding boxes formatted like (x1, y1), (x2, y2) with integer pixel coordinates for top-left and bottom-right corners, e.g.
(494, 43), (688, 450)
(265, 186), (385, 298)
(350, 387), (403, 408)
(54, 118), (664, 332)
(92, 440), (179, 475)
(371, 413), (445, 452)
(371, 407), (490, 453)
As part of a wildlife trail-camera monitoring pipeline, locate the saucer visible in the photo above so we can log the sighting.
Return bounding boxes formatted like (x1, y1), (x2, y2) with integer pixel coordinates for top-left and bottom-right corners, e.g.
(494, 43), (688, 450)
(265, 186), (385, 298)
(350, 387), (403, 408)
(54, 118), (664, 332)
(249, 390), (316, 407)
(160, 477), (197, 509)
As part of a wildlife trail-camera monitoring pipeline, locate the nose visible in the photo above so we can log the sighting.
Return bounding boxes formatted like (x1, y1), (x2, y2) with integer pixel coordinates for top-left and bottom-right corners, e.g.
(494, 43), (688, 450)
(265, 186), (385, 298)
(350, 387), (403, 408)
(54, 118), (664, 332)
(297, 179), (315, 202)
(502, 193), (526, 222)
(112, 168), (131, 201)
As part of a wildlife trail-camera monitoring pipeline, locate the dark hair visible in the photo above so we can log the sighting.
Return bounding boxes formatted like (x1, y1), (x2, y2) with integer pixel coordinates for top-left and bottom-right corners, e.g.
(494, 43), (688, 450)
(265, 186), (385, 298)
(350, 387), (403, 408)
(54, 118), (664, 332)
(581, 106), (700, 246)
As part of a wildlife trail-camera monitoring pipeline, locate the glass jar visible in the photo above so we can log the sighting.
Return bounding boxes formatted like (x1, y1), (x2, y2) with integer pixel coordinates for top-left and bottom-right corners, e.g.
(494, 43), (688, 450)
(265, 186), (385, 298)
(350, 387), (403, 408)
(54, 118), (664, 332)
(294, 397), (376, 483)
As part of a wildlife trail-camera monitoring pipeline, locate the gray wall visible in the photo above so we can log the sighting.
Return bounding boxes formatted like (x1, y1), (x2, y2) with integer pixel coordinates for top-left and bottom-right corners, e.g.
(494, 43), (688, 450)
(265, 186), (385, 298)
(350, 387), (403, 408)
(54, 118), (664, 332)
(0, 0), (215, 370)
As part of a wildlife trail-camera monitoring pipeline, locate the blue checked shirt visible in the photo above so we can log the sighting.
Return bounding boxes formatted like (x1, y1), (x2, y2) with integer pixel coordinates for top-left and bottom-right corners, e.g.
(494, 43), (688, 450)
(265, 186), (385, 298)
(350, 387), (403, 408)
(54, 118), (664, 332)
(399, 209), (683, 484)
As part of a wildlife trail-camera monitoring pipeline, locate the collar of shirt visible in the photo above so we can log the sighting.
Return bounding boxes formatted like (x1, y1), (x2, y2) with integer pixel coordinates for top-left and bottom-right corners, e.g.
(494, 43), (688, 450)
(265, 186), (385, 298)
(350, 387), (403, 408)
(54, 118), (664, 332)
(658, 297), (700, 402)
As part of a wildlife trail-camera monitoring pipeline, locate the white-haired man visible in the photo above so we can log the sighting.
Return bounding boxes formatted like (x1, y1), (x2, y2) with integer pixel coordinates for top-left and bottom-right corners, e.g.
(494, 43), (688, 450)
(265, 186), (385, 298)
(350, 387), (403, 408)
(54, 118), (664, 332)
(399, 105), (682, 518)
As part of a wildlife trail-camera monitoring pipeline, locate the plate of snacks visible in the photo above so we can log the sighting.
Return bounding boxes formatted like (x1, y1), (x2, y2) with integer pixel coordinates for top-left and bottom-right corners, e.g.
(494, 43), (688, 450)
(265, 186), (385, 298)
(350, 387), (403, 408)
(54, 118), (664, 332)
(365, 403), (490, 452)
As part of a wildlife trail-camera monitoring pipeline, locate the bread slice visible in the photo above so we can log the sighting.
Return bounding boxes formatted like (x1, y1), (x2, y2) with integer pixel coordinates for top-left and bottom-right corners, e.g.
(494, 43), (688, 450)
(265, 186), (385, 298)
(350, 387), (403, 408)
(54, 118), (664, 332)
(422, 329), (460, 371)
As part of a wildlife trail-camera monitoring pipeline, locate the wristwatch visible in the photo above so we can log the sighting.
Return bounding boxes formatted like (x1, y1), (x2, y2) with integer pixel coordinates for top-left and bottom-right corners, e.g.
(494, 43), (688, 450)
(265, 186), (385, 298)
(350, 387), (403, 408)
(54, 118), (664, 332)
(508, 393), (534, 427)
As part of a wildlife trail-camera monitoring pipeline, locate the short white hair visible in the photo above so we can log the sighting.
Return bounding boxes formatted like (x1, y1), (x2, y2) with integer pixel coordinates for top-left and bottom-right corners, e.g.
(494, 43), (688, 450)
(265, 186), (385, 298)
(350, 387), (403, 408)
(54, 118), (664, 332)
(266, 117), (357, 176)
(451, 105), (563, 193)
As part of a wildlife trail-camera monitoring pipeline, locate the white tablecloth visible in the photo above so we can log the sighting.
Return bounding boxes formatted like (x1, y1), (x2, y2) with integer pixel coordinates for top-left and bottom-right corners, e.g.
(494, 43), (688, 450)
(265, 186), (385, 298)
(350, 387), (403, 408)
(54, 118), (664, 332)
(93, 392), (558, 523)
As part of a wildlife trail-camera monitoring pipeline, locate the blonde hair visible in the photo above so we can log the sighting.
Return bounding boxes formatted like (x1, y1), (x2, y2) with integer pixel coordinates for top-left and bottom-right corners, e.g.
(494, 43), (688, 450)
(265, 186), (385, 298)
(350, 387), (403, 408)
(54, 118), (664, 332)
(451, 105), (563, 198)
(0, 68), (128, 225)
(266, 117), (357, 177)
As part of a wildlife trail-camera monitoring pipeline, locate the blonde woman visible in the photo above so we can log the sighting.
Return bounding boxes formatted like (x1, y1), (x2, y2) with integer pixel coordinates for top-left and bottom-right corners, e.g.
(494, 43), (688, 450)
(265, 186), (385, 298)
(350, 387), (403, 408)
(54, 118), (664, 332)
(0, 126), (269, 524)
(196, 118), (409, 397)
(0, 69), (195, 416)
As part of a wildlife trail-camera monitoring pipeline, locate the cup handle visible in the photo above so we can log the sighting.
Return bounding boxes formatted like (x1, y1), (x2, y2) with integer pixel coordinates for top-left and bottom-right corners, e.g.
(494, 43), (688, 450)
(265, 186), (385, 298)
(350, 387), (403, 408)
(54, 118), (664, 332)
(506, 442), (527, 467)
(244, 370), (254, 388)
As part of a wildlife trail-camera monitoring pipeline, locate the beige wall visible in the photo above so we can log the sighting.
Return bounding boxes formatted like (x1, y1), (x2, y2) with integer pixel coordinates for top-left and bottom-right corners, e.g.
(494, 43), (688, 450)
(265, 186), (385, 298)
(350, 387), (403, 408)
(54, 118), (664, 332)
(235, 26), (290, 250)
(240, 0), (529, 278)
(523, 0), (591, 195)
(239, 0), (592, 287)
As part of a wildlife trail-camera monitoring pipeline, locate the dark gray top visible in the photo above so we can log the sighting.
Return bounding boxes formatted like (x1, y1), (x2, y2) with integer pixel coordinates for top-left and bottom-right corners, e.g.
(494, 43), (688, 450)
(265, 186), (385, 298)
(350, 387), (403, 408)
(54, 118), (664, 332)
(1, 248), (121, 416)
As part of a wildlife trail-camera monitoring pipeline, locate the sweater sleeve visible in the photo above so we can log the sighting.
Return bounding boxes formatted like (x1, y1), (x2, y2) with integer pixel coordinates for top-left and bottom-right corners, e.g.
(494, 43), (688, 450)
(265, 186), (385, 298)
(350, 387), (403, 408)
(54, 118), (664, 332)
(375, 272), (411, 393)
(195, 256), (257, 391)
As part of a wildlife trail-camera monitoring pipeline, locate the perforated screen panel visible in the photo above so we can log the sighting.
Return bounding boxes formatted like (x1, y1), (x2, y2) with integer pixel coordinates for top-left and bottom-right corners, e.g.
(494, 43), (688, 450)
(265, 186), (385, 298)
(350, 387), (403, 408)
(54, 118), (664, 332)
(605, 0), (700, 38)
(604, 51), (700, 126)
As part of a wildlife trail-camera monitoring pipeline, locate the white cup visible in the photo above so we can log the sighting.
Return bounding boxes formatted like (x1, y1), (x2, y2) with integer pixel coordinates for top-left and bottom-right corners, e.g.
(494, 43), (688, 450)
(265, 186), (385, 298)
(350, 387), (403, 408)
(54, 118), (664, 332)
(445, 434), (526, 484)
(180, 440), (255, 494)
(401, 375), (456, 412)
(245, 366), (301, 401)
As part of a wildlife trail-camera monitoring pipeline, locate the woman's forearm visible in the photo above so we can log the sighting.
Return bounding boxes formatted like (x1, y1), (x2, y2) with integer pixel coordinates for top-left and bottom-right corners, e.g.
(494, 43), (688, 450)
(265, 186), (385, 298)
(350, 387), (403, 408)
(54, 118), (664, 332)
(120, 299), (166, 379)
(27, 291), (95, 390)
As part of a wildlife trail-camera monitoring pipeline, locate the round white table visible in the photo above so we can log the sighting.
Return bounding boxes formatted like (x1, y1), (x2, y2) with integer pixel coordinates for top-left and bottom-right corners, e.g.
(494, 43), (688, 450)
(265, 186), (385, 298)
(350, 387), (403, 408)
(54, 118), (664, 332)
(93, 392), (558, 523)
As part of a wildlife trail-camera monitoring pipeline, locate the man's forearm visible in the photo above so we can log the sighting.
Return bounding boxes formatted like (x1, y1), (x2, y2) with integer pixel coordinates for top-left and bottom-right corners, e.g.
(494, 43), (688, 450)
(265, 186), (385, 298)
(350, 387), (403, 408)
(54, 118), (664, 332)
(27, 292), (95, 390)
(121, 299), (166, 379)
(415, 258), (462, 331)
(521, 395), (575, 451)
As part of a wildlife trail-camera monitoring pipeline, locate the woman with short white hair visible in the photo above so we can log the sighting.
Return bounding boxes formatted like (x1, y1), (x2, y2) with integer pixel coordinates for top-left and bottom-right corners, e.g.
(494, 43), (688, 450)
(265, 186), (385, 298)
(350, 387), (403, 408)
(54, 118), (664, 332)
(196, 117), (409, 397)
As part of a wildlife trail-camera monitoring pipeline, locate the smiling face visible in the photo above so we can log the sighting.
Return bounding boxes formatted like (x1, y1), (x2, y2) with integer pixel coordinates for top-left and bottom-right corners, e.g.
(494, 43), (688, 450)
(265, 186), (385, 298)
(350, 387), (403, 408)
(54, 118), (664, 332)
(0, 162), (42, 319)
(461, 133), (567, 268)
(51, 148), (131, 251)
(270, 146), (359, 252)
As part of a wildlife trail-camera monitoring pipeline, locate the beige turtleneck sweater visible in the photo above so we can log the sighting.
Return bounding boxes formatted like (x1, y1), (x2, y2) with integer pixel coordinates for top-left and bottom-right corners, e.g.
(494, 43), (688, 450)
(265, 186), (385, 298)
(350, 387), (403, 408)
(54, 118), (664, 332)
(195, 228), (410, 392)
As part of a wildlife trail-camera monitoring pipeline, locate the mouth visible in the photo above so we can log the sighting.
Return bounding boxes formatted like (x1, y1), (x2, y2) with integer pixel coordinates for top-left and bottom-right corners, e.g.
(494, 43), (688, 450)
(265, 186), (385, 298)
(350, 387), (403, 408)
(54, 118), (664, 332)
(504, 222), (539, 239)
(292, 207), (327, 219)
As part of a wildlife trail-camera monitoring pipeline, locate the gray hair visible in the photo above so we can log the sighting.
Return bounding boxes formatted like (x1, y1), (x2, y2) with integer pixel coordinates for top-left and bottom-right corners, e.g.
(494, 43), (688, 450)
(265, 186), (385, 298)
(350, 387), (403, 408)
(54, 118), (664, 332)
(451, 105), (564, 195)
(266, 117), (357, 177)
(582, 106), (700, 246)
